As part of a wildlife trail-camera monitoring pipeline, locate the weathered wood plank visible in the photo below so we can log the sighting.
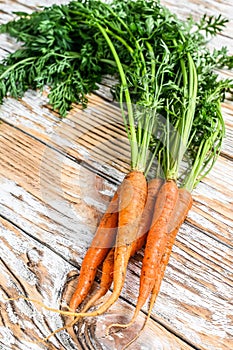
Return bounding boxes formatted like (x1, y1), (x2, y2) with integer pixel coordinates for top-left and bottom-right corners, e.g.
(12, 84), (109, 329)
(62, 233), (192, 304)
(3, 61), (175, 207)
(0, 1), (233, 350)
(0, 217), (73, 350)
(0, 0), (233, 163)
(0, 211), (198, 350)
(221, 101), (233, 158)
(0, 122), (121, 260)
(1, 191), (232, 349)
(0, 92), (131, 179)
(0, 120), (233, 350)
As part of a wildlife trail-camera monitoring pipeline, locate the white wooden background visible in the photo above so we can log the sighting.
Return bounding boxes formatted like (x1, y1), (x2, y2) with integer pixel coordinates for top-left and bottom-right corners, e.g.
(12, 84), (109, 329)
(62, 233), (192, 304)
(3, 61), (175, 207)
(0, 1), (232, 350)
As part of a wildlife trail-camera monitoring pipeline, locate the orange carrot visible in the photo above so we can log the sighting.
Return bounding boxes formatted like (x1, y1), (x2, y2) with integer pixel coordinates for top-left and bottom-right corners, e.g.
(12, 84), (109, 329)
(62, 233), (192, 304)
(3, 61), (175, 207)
(66, 170), (147, 318)
(148, 188), (193, 310)
(81, 178), (163, 313)
(107, 179), (179, 332)
(80, 248), (115, 313)
(137, 180), (179, 311)
(87, 170), (147, 315)
(69, 188), (119, 312)
(131, 178), (163, 251)
(117, 188), (193, 349)
(49, 249), (117, 347)
(8, 187), (192, 346)
(108, 187), (192, 347)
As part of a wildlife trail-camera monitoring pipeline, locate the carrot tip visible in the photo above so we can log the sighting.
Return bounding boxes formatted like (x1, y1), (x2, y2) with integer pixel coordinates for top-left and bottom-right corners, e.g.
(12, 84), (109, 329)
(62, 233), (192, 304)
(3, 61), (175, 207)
(44, 316), (80, 342)
(106, 318), (135, 337)
(5, 294), (91, 318)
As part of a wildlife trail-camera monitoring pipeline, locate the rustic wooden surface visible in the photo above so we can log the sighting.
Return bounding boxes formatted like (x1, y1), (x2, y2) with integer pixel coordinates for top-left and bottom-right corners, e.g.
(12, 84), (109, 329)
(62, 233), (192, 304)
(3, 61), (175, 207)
(0, 1), (232, 350)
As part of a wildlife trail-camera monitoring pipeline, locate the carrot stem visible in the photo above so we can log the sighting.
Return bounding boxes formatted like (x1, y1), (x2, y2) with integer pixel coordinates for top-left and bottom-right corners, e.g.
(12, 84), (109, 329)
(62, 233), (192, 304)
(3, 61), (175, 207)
(69, 188), (119, 312)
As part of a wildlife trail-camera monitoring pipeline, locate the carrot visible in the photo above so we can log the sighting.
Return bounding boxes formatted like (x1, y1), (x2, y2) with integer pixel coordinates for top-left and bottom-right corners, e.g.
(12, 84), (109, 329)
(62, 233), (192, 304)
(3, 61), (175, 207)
(50, 224), (148, 345)
(42, 249), (116, 345)
(18, 172), (148, 334)
(107, 179), (179, 334)
(108, 187), (192, 347)
(136, 180), (179, 312)
(43, 249), (116, 346)
(148, 188), (193, 311)
(69, 188), (119, 312)
(86, 170), (147, 315)
(64, 170), (147, 319)
(81, 178), (163, 313)
(80, 248), (115, 313)
(132, 178), (164, 250)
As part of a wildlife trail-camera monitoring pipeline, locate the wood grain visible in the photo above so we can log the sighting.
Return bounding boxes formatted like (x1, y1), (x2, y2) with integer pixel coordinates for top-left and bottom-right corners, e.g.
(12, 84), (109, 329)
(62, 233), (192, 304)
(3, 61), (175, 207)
(0, 1), (233, 350)
(0, 105), (233, 350)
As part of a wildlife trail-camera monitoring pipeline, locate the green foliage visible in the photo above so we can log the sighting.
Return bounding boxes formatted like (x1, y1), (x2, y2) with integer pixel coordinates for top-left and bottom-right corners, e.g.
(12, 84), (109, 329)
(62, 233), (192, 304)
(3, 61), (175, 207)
(197, 13), (229, 36)
(0, 0), (232, 185)
(0, 0), (231, 115)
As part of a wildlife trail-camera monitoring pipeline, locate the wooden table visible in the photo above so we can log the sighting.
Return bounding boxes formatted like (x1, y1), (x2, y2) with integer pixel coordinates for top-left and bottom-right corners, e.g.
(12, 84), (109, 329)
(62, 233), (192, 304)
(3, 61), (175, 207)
(0, 1), (232, 349)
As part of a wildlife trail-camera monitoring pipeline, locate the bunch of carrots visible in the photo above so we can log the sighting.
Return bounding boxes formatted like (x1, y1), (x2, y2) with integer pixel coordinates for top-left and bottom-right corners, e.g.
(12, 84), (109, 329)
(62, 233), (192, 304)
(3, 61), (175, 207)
(1, 0), (232, 348)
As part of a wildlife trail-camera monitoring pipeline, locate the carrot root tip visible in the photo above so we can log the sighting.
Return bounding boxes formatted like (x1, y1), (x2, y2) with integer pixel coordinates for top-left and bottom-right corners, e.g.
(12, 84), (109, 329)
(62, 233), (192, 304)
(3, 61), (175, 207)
(106, 320), (135, 337)
(4, 295), (89, 318)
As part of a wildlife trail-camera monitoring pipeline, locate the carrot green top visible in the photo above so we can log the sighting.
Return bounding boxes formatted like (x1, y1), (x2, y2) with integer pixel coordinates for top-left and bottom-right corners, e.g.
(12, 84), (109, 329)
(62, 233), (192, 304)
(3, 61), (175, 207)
(0, 0), (232, 179)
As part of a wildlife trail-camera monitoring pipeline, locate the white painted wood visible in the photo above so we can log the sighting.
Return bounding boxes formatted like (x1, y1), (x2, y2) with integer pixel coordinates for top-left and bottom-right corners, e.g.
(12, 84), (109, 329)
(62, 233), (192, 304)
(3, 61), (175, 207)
(0, 1), (232, 350)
